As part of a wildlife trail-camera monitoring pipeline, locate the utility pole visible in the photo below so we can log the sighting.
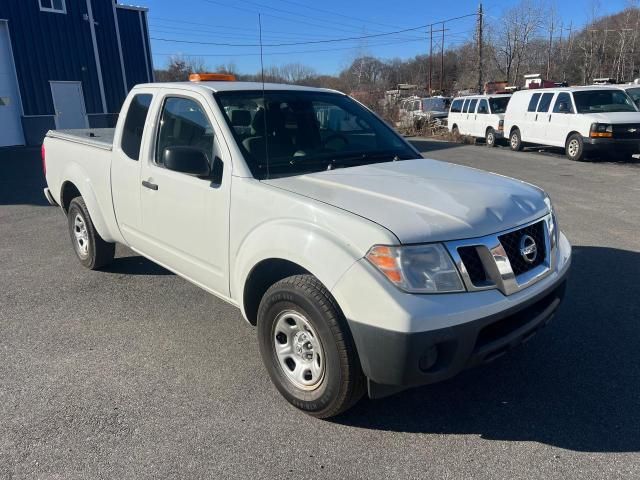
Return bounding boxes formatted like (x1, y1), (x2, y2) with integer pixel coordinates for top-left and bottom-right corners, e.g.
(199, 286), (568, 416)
(440, 22), (445, 92)
(428, 24), (433, 94)
(477, 2), (483, 93)
(546, 16), (554, 80)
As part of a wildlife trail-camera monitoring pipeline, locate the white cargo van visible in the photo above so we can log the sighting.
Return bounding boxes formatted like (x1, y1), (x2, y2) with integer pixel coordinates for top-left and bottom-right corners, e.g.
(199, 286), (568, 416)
(618, 83), (640, 109)
(503, 86), (640, 161)
(448, 94), (511, 146)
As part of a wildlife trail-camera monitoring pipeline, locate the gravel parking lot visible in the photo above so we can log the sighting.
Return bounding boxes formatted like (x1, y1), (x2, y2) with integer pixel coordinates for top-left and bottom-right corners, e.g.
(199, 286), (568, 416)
(1, 142), (639, 479)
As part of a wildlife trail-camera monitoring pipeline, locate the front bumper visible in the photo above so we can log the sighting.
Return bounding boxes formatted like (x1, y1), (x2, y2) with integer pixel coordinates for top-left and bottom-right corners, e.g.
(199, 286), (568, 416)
(331, 232), (571, 397)
(583, 136), (640, 152)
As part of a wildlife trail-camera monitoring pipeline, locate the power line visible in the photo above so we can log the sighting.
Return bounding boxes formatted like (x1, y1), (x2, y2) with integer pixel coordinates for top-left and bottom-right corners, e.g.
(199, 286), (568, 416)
(150, 13), (477, 48)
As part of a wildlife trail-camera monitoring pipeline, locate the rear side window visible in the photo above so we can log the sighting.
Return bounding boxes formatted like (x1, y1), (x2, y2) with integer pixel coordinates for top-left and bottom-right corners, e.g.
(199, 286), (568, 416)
(450, 99), (463, 113)
(121, 94), (152, 160)
(477, 99), (489, 114)
(537, 92), (554, 112)
(527, 93), (541, 112)
(468, 99), (478, 113)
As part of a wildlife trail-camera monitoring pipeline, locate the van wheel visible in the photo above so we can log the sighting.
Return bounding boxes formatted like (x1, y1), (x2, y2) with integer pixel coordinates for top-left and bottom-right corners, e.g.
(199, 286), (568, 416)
(486, 128), (497, 147)
(451, 125), (459, 137)
(257, 274), (365, 418)
(509, 129), (523, 151)
(565, 133), (585, 161)
(67, 197), (115, 269)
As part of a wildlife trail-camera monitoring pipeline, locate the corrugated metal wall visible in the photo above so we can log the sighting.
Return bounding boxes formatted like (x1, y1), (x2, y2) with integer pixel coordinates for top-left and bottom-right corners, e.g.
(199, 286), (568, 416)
(91, 0), (126, 113)
(116, 7), (152, 91)
(0, 0), (103, 116)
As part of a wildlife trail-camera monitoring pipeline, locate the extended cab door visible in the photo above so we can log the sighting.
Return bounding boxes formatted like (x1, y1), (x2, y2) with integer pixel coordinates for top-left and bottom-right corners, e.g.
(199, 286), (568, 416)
(137, 90), (231, 297)
(111, 91), (155, 245)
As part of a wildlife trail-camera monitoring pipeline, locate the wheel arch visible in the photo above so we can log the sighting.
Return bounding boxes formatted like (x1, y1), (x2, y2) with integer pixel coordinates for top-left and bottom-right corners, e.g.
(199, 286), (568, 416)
(565, 131), (582, 145)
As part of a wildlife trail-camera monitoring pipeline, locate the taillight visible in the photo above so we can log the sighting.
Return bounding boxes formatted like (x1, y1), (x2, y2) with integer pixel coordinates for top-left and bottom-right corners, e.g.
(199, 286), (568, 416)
(41, 144), (46, 176)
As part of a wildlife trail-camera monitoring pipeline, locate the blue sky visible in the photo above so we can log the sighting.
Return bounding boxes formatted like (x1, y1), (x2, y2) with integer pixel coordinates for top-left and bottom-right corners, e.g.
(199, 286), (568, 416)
(142, 0), (631, 75)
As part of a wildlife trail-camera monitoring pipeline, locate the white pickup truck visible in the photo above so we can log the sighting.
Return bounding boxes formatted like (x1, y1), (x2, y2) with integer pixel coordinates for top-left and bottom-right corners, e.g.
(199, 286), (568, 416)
(43, 78), (572, 418)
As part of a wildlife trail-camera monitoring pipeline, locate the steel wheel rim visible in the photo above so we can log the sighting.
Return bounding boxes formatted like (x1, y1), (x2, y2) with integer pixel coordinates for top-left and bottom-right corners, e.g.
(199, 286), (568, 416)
(510, 133), (518, 148)
(568, 139), (579, 157)
(273, 310), (325, 390)
(487, 132), (495, 145)
(73, 213), (89, 258)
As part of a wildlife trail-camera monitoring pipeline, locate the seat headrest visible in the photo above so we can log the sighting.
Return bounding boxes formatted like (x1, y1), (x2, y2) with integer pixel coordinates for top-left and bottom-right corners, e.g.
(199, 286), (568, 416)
(231, 109), (251, 127)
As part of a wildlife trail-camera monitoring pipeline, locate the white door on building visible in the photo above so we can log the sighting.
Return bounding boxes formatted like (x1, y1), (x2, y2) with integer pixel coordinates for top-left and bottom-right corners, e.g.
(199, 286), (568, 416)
(50, 81), (89, 130)
(0, 21), (24, 147)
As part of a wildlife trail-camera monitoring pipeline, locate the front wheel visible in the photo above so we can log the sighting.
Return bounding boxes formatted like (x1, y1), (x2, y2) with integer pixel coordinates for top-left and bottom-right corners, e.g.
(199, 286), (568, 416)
(257, 275), (365, 418)
(67, 197), (115, 269)
(509, 129), (523, 151)
(565, 133), (585, 161)
(486, 128), (497, 147)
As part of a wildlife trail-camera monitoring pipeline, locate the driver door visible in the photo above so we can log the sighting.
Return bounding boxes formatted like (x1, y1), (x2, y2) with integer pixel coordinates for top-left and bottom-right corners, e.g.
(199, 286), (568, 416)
(138, 91), (231, 296)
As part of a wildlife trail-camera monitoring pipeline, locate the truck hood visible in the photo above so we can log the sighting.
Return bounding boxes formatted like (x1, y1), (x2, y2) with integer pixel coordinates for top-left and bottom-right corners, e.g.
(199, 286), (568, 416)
(263, 159), (549, 244)
(581, 112), (640, 123)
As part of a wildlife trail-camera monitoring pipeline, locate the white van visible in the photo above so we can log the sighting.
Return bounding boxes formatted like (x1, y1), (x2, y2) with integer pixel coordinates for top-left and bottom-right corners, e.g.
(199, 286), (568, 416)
(448, 94), (511, 147)
(503, 86), (640, 161)
(618, 83), (640, 109)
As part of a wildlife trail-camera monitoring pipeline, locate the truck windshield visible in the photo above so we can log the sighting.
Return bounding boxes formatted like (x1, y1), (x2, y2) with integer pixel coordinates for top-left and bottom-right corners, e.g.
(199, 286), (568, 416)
(488, 97), (510, 114)
(625, 87), (640, 108)
(572, 89), (637, 113)
(216, 90), (418, 179)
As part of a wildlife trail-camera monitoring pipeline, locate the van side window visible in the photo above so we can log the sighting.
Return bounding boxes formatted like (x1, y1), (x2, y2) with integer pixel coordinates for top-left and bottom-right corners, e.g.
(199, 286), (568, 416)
(527, 93), (541, 112)
(155, 97), (214, 168)
(121, 94), (152, 160)
(450, 99), (463, 113)
(537, 92), (554, 112)
(468, 99), (478, 113)
(462, 99), (470, 113)
(552, 92), (574, 113)
(477, 99), (489, 114)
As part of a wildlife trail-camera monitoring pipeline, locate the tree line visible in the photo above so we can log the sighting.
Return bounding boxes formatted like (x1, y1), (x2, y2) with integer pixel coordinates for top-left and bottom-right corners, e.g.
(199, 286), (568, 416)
(155, 2), (640, 96)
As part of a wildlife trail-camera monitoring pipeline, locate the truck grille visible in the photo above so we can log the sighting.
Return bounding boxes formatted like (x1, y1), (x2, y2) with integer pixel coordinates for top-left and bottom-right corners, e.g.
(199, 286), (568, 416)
(498, 221), (546, 276)
(613, 123), (640, 140)
(457, 246), (487, 285)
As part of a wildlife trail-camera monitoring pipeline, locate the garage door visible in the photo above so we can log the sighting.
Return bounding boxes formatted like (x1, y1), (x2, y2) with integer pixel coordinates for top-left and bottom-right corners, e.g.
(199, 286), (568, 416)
(0, 21), (24, 147)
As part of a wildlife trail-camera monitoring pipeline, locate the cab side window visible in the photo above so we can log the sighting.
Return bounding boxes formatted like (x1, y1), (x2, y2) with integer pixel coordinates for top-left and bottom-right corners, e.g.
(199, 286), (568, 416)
(121, 94), (152, 160)
(527, 93), (541, 112)
(450, 99), (463, 113)
(552, 92), (574, 114)
(155, 97), (214, 167)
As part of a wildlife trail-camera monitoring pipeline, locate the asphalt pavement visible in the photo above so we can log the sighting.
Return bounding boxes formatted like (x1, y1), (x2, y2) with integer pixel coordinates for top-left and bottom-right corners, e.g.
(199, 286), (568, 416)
(1, 142), (639, 479)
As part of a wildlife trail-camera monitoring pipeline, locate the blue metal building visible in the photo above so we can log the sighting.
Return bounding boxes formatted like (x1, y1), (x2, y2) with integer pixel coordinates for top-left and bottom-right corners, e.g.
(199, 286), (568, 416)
(0, 0), (153, 146)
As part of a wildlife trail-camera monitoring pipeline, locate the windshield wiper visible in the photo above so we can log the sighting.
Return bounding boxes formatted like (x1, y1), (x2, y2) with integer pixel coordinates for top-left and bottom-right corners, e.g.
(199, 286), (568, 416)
(328, 151), (412, 169)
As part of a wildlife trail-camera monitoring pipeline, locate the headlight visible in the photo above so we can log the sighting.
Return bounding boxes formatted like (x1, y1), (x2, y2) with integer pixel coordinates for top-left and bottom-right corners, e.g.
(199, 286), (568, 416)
(590, 123), (613, 138)
(544, 195), (559, 250)
(366, 244), (465, 293)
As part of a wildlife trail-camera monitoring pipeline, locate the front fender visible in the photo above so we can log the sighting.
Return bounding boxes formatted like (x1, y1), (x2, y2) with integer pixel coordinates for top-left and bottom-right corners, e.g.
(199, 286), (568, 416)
(60, 163), (121, 244)
(231, 218), (364, 317)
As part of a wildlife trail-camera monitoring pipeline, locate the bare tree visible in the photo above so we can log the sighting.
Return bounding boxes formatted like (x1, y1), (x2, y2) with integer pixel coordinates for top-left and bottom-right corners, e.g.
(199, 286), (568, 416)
(155, 55), (208, 82)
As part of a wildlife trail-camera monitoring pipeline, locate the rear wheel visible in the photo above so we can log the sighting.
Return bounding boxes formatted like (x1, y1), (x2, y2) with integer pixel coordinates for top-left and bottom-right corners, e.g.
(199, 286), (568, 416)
(452, 125), (459, 136)
(486, 128), (497, 147)
(565, 133), (585, 161)
(257, 274), (365, 418)
(509, 128), (523, 151)
(67, 197), (115, 269)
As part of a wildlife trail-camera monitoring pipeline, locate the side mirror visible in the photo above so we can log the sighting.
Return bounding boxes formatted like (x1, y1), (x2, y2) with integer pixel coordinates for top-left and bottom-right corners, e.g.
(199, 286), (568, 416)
(163, 146), (210, 177)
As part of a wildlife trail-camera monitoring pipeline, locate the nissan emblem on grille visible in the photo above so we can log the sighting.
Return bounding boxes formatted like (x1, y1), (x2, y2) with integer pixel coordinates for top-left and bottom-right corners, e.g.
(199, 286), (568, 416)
(519, 235), (538, 264)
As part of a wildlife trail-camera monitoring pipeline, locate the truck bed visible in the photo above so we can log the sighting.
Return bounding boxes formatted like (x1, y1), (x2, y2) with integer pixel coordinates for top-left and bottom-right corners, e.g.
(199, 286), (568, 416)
(46, 128), (114, 151)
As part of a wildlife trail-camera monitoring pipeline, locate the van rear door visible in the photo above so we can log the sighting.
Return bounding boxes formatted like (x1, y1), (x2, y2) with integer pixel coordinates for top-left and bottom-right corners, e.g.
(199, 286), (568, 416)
(521, 92), (542, 142)
(530, 92), (555, 143)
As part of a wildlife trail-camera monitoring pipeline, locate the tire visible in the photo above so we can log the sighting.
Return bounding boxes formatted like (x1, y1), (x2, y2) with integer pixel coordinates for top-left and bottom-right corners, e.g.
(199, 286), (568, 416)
(486, 128), (497, 147)
(509, 128), (523, 151)
(452, 125), (459, 136)
(257, 274), (365, 418)
(565, 133), (585, 161)
(67, 197), (115, 270)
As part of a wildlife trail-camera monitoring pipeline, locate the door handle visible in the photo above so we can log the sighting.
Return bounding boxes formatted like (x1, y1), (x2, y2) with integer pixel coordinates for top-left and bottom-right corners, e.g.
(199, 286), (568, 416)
(548, 114), (552, 122)
(142, 180), (158, 191)
(535, 113), (538, 121)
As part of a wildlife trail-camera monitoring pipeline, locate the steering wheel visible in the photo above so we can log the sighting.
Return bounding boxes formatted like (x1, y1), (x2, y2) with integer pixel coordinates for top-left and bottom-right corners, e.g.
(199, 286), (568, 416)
(323, 133), (349, 151)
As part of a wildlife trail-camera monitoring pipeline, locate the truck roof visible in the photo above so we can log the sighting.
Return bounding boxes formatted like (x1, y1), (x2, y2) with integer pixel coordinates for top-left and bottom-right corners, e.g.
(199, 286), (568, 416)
(132, 81), (343, 95)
